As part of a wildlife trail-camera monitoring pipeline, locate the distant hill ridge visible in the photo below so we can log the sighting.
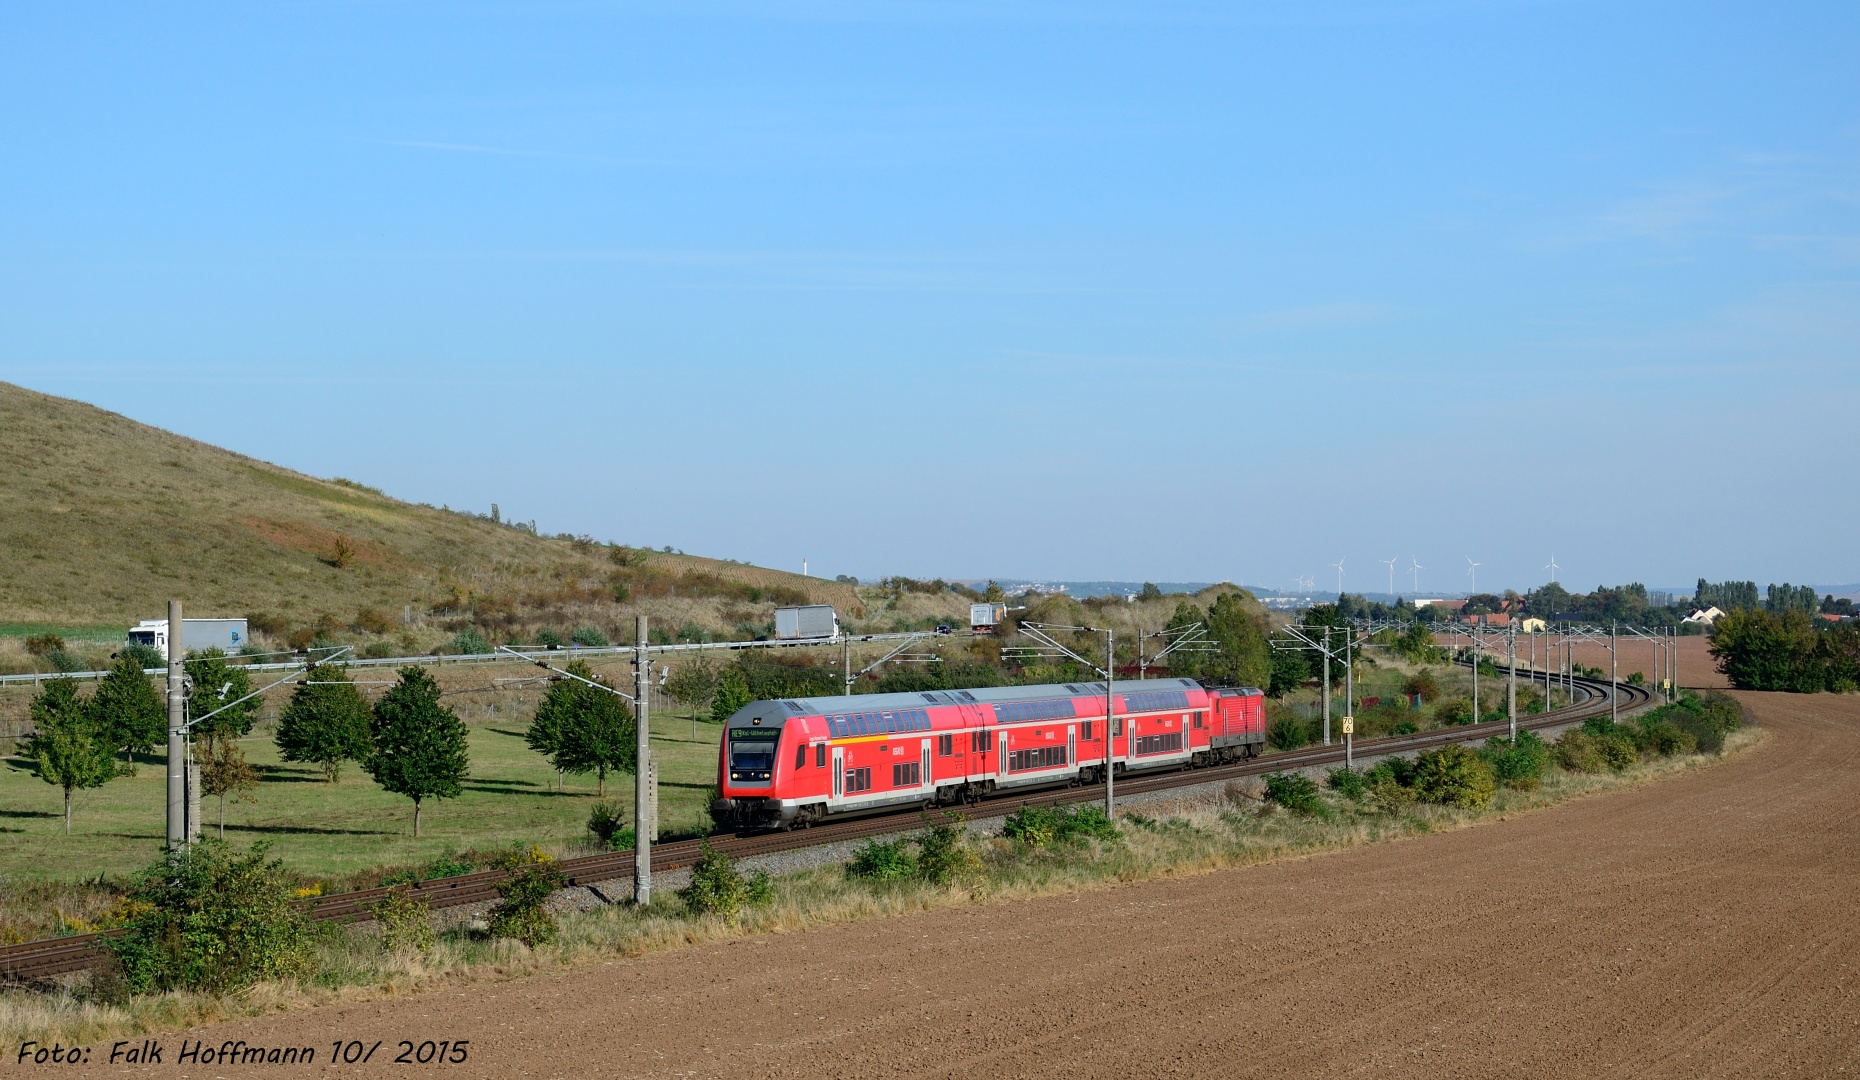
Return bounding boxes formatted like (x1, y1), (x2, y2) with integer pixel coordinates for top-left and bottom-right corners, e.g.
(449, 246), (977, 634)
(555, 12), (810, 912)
(0, 381), (852, 644)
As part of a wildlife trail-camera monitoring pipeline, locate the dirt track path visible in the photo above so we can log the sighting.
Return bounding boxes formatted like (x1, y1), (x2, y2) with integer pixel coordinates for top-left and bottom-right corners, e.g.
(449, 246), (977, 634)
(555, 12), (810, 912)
(63, 692), (1860, 1078)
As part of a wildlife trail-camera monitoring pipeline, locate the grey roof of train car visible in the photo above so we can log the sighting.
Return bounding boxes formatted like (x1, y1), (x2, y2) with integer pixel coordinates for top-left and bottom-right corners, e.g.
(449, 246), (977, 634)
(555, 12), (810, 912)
(785, 677), (1201, 716)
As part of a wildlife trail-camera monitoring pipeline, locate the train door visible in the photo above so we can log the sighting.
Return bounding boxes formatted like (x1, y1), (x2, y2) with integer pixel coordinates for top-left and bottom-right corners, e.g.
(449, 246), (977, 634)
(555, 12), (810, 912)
(832, 747), (844, 799)
(920, 738), (932, 791)
(998, 735), (1007, 778)
(1067, 725), (1077, 770)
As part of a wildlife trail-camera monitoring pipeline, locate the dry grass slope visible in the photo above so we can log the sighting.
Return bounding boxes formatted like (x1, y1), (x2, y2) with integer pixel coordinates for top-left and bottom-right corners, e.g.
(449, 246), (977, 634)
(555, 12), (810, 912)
(0, 381), (852, 643)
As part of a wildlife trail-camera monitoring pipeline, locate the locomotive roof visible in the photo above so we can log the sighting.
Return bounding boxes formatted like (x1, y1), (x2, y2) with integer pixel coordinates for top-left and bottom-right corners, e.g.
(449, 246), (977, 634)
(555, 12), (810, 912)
(767, 677), (1205, 718)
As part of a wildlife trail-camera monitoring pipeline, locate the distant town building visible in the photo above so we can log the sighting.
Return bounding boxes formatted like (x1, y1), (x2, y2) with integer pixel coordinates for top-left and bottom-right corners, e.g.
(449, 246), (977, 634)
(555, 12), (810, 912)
(1683, 606), (1727, 626)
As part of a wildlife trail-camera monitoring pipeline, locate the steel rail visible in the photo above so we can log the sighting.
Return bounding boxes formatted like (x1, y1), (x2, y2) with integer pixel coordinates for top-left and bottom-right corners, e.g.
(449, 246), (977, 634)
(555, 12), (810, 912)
(0, 673), (1653, 986)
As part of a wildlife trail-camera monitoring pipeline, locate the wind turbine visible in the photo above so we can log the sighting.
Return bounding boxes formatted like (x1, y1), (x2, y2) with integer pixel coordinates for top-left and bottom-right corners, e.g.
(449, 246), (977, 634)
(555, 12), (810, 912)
(1545, 554), (1559, 584)
(1380, 556), (1398, 596)
(1465, 556), (1482, 595)
(1329, 557), (1345, 597)
(1409, 557), (1424, 593)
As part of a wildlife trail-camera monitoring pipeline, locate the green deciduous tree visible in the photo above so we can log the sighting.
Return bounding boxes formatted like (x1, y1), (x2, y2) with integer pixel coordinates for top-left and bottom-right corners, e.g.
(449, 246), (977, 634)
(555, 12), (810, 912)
(184, 649), (258, 739)
(1204, 592), (1272, 689)
(198, 733), (259, 838)
(91, 656), (165, 774)
(24, 678), (119, 833)
(364, 667), (470, 837)
(709, 668), (753, 725)
(526, 661), (635, 795)
(275, 663), (373, 781)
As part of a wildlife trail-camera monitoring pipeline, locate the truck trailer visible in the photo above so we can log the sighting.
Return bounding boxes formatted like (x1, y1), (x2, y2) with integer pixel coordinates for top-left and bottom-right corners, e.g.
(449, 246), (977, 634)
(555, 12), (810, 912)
(127, 618), (250, 661)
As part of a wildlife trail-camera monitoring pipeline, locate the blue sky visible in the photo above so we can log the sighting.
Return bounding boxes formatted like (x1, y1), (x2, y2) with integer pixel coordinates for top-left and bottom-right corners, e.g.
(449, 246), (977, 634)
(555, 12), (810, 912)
(3, 2), (1855, 595)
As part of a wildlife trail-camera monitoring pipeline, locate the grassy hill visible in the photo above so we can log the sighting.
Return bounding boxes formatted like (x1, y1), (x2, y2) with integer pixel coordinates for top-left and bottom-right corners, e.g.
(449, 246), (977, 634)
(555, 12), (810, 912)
(0, 380), (865, 665)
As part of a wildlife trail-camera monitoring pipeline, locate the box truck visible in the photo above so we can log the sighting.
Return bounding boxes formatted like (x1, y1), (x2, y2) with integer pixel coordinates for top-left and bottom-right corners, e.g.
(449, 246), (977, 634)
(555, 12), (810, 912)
(126, 618), (249, 662)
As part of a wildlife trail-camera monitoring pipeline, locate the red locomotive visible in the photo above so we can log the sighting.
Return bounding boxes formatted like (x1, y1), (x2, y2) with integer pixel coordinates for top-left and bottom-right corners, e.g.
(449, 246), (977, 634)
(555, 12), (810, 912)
(711, 678), (1265, 830)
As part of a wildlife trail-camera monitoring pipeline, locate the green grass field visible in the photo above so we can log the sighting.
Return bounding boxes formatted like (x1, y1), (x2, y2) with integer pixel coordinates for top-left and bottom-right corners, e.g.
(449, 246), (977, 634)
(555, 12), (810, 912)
(0, 710), (726, 887)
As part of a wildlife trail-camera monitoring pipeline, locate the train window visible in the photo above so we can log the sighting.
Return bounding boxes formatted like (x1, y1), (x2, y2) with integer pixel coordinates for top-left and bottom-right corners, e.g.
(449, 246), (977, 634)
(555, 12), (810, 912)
(1194, 711), (1206, 729)
(795, 743), (808, 770)
(891, 761), (921, 787)
(1082, 721), (1094, 741)
(1112, 717), (1124, 737)
(845, 767), (873, 794)
(938, 734), (954, 756)
(816, 743), (827, 768)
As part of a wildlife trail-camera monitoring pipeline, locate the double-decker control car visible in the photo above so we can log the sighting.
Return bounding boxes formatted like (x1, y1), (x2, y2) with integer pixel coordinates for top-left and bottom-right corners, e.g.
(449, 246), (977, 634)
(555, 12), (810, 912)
(712, 678), (1265, 830)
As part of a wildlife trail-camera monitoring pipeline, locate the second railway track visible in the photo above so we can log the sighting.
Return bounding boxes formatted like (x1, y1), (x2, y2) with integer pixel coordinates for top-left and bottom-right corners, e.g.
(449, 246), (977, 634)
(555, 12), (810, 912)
(1, 670), (1654, 986)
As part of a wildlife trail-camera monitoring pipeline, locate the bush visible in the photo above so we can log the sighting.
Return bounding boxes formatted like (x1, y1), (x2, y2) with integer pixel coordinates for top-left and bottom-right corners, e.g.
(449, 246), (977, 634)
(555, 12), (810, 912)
(449, 629), (489, 655)
(1410, 745), (1495, 808)
(24, 633), (66, 656)
(45, 648), (86, 673)
(679, 841), (772, 918)
(104, 840), (319, 995)
(1433, 697), (1475, 726)
(1266, 713), (1308, 751)
(847, 839), (918, 881)
(118, 642), (165, 670)
(571, 625), (610, 647)
(1553, 731), (1606, 773)
(1002, 803), (1119, 846)
(534, 628), (566, 648)
(587, 800), (626, 847)
(1263, 771), (1323, 813)
(366, 887), (436, 952)
(1632, 719), (1695, 757)
(1368, 776), (1416, 813)
(486, 853), (567, 948)
(916, 815), (980, 885)
(1364, 756), (1416, 788)
(1480, 731), (1550, 789)
(1326, 766), (1368, 800)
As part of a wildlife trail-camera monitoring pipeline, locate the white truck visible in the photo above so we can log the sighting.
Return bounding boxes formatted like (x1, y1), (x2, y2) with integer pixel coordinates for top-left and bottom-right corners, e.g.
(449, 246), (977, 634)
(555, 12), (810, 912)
(773, 605), (839, 641)
(127, 618), (250, 661)
(970, 603), (1006, 633)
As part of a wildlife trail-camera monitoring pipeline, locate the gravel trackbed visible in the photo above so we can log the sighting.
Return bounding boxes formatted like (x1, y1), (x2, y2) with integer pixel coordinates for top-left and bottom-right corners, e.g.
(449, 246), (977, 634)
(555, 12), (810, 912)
(65, 691), (1860, 1078)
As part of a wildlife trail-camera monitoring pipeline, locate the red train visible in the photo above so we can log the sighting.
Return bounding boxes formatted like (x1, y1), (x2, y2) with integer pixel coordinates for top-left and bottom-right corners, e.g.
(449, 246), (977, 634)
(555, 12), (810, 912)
(711, 678), (1265, 830)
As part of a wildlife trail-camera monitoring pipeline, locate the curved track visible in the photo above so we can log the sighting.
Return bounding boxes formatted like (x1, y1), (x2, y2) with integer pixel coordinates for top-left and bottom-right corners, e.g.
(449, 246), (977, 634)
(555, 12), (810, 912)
(0, 670), (1653, 986)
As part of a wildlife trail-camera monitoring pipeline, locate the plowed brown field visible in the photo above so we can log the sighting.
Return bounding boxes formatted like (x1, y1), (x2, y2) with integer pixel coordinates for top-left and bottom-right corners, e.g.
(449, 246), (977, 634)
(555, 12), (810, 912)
(68, 692), (1860, 1078)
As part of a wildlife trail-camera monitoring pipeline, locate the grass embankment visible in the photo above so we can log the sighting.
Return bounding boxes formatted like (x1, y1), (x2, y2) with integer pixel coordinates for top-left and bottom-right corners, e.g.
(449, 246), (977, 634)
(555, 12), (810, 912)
(0, 380), (853, 657)
(1, 723), (1759, 1049)
(0, 705), (725, 902)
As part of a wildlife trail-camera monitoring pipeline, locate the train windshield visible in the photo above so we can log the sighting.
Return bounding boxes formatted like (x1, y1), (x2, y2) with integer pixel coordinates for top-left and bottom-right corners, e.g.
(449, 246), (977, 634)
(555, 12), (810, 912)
(728, 726), (781, 771)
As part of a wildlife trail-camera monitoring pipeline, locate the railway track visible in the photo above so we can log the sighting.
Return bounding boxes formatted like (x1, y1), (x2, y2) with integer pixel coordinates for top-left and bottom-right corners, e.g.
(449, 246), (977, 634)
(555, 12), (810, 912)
(1, 670), (1653, 986)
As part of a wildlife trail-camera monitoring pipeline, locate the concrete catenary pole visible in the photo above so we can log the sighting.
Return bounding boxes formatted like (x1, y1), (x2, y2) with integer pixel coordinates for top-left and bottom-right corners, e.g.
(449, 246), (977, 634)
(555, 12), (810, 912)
(634, 616), (652, 904)
(1104, 630), (1116, 820)
(1507, 619), (1517, 740)
(1320, 626), (1331, 746)
(165, 600), (186, 850)
(1610, 623), (1619, 724)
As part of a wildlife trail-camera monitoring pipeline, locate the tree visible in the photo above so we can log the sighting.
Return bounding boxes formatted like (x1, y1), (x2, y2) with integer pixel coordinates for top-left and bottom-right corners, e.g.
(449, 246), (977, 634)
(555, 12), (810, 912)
(185, 650), (258, 739)
(275, 664), (373, 781)
(1266, 646), (1309, 698)
(1160, 601), (1207, 680)
(364, 667), (470, 837)
(24, 678), (118, 833)
(198, 733), (259, 838)
(90, 656), (165, 774)
(1139, 582), (1164, 602)
(526, 661), (635, 796)
(1204, 592), (1272, 689)
(709, 668), (753, 725)
(666, 656), (720, 719)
